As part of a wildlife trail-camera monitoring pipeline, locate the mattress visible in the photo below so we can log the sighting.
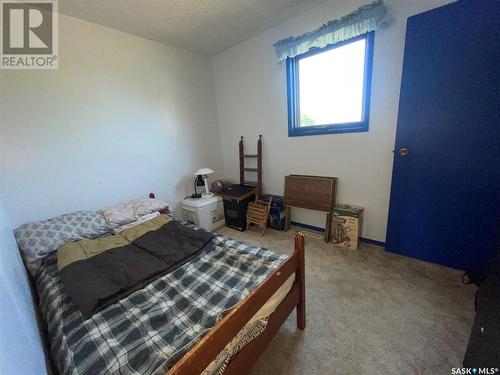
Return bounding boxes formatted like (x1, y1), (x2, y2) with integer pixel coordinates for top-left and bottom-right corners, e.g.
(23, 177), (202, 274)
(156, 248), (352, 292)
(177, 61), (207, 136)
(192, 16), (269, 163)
(202, 274), (294, 374)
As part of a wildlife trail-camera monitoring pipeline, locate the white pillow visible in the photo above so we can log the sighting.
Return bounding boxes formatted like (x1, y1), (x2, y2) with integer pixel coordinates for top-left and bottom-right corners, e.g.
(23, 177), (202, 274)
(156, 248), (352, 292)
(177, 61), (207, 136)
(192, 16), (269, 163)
(100, 198), (168, 227)
(112, 212), (161, 234)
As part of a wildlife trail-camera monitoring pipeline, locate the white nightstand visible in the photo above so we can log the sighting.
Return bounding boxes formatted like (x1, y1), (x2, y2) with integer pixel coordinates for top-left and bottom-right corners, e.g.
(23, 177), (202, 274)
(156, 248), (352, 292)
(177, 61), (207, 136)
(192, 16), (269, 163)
(182, 196), (224, 231)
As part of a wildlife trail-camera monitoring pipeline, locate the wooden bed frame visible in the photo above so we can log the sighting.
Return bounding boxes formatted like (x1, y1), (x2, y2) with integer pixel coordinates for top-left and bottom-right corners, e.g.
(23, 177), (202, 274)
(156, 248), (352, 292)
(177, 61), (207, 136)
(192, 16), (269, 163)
(167, 232), (306, 375)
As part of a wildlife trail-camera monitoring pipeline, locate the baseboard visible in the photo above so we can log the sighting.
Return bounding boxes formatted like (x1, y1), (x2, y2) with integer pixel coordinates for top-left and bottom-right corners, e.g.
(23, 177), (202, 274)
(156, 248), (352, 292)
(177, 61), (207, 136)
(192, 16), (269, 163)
(290, 221), (325, 233)
(290, 221), (386, 248)
(359, 237), (386, 248)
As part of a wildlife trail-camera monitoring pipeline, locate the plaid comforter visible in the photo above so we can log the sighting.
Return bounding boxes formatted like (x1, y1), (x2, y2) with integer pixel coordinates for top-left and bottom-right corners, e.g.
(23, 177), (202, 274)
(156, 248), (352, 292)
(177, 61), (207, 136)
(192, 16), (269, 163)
(35, 220), (286, 375)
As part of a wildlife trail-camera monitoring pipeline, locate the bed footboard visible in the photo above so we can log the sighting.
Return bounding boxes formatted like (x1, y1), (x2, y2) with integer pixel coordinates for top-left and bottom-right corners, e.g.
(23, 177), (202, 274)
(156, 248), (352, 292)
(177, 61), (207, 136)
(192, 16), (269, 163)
(167, 232), (306, 375)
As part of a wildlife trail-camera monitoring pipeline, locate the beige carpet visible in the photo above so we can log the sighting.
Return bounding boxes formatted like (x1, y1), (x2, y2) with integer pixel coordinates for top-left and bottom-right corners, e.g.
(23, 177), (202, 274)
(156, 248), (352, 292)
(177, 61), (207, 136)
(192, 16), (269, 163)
(215, 226), (476, 375)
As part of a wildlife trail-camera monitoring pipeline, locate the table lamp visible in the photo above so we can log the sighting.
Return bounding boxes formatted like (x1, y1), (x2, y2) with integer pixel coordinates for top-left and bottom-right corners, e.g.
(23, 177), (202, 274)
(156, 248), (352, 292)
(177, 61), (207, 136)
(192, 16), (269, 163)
(194, 168), (215, 198)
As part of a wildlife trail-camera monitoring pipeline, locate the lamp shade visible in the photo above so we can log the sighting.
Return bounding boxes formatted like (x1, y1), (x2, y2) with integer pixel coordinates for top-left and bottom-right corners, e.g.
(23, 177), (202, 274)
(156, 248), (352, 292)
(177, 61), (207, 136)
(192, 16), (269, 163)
(194, 168), (214, 176)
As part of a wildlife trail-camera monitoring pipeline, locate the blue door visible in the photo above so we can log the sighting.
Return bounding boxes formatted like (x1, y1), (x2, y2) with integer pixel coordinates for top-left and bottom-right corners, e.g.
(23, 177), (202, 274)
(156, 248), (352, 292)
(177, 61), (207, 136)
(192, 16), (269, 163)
(386, 0), (500, 271)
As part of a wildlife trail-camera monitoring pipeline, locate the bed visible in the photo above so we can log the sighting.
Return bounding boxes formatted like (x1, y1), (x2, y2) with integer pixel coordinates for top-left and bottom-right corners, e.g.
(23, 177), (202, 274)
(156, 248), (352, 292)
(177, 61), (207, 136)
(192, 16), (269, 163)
(29, 211), (305, 375)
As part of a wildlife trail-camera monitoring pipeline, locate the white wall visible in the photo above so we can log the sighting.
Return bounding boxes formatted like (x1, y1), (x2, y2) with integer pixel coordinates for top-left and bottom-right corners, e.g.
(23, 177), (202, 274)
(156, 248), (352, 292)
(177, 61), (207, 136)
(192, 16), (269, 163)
(0, 14), (224, 227)
(211, 0), (453, 242)
(0, 189), (47, 374)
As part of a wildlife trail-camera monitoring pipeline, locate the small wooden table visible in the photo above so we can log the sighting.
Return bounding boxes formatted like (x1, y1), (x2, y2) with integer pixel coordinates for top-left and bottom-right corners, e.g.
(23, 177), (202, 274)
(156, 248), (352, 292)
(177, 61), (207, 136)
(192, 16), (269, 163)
(283, 175), (337, 242)
(216, 187), (256, 201)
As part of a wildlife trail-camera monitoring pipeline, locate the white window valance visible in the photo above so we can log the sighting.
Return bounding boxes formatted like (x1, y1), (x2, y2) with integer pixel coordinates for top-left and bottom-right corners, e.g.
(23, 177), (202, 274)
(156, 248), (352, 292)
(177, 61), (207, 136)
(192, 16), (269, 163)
(273, 0), (392, 62)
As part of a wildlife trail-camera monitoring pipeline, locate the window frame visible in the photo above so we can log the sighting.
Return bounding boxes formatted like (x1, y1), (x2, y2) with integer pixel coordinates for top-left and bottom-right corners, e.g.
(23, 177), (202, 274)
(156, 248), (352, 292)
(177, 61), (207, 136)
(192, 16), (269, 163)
(286, 31), (375, 137)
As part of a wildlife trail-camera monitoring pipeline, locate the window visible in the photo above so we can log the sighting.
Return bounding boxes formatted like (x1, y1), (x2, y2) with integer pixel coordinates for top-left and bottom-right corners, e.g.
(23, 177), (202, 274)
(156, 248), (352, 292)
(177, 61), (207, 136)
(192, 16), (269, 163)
(286, 32), (374, 136)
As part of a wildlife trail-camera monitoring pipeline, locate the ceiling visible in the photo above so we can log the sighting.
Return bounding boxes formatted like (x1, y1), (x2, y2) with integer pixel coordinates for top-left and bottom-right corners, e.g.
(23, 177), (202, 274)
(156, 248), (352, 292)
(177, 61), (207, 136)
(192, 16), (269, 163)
(59, 0), (325, 56)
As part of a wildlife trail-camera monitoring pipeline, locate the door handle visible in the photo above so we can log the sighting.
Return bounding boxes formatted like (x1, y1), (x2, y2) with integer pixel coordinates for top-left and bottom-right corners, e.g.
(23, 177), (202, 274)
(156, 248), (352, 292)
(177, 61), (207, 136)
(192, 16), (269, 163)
(399, 147), (409, 156)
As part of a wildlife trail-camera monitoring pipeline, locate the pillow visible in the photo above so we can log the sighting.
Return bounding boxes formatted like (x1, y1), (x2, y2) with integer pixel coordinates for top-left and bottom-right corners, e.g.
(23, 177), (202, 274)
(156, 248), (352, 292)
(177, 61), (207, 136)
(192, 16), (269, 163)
(14, 211), (112, 263)
(100, 198), (168, 227)
(112, 211), (161, 234)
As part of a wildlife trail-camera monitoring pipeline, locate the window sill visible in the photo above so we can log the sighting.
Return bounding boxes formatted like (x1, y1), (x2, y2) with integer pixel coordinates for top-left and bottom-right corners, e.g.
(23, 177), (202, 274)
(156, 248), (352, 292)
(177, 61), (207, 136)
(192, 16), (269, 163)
(288, 122), (369, 137)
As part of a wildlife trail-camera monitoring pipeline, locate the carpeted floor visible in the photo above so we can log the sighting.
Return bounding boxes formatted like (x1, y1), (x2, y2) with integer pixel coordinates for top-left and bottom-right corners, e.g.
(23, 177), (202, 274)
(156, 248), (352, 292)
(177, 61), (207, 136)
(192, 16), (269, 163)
(215, 226), (476, 375)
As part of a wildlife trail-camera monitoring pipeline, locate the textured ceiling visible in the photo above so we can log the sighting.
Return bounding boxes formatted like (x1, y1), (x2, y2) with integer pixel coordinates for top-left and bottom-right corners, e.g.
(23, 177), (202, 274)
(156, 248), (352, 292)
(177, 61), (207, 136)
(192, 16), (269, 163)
(59, 0), (325, 56)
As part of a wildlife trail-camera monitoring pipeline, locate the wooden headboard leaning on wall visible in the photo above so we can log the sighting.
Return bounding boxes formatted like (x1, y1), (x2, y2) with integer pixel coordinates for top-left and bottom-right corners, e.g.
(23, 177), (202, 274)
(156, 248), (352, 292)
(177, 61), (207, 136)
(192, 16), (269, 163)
(283, 175), (338, 242)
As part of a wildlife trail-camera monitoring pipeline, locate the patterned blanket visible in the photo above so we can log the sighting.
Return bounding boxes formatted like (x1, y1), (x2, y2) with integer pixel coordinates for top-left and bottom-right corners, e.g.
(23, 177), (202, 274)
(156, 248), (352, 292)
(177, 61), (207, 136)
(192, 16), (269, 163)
(35, 221), (286, 375)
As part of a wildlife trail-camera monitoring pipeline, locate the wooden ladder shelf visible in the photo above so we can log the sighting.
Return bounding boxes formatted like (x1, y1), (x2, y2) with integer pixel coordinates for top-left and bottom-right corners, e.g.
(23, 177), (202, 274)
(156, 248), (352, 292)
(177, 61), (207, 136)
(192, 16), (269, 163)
(239, 135), (270, 235)
(239, 135), (262, 197)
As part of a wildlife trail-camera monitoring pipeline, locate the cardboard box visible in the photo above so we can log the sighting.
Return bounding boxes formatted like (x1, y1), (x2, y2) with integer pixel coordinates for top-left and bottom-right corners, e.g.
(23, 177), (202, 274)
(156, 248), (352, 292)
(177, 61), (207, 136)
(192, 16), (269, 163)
(331, 205), (363, 249)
